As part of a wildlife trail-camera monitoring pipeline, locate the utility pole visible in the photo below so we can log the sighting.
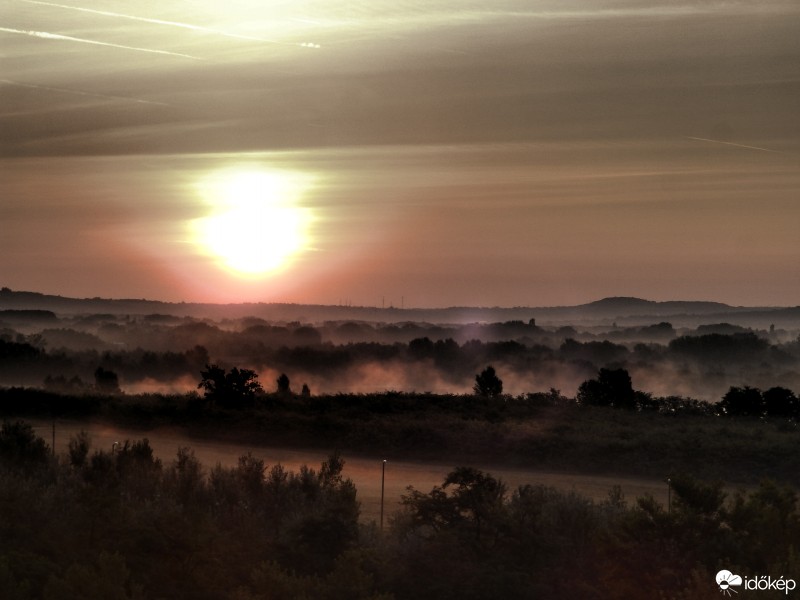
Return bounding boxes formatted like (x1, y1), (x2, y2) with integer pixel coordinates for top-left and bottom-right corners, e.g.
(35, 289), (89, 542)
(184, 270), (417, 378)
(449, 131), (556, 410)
(380, 459), (387, 532)
(667, 478), (672, 514)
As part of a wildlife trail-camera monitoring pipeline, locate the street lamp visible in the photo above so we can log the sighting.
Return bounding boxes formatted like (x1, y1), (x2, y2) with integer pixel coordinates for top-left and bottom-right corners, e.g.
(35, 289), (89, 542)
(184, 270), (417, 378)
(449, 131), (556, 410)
(667, 478), (672, 514)
(380, 459), (387, 532)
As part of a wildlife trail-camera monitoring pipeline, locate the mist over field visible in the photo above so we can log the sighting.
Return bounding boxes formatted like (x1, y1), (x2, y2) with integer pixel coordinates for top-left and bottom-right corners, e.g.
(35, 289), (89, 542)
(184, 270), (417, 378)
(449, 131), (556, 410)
(1, 289), (799, 402)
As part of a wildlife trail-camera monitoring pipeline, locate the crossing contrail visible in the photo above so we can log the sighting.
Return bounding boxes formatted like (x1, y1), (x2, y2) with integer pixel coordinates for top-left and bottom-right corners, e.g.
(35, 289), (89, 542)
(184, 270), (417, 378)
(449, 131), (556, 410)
(20, 0), (318, 47)
(687, 136), (780, 154)
(0, 26), (202, 59)
(0, 78), (171, 106)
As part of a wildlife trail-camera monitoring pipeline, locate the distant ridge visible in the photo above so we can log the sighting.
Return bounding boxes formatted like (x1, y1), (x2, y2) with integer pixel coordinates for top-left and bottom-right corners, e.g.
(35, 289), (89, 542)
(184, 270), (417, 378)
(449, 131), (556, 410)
(583, 296), (657, 308)
(0, 288), (796, 328)
(579, 296), (734, 317)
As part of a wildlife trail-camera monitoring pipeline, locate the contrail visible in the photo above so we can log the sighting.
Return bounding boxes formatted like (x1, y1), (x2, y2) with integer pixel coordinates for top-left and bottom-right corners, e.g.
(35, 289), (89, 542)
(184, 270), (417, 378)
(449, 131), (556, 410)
(687, 136), (780, 154)
(0, 78), (170, 106)
(0, 26), (202, 59)
(20, 0), (319, 48)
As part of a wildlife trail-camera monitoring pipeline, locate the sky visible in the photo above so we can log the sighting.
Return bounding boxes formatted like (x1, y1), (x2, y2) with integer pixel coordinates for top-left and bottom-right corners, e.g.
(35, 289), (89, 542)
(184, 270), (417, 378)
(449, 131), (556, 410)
(1, 0), (799, 308)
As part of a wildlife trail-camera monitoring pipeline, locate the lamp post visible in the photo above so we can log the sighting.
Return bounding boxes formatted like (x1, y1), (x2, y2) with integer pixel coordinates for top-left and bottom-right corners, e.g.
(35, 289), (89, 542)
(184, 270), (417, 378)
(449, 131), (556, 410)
(667, 478), (672, 514)
(380, 459), (387, 532)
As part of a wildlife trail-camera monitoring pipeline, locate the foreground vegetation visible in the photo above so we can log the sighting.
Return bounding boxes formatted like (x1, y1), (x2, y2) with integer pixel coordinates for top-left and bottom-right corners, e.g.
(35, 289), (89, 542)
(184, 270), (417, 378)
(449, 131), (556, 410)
(1, 420), (798, 600)
(1, 377), (799, 486)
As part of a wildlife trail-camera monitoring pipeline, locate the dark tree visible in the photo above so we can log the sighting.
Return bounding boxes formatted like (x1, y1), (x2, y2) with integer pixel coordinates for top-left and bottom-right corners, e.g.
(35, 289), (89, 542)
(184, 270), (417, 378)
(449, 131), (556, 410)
(0, 420), (50, 468)
(198, 364), (263, 408)
(399, 467), (510, 557)
(198, 364), (226, 398)
(763, 387), (799, 419)
(718, 386), (764, 417)
(443, 467), (508, 544)
(94, 367), (120, 394)
(577, 368), (636, 409)
(67, 430), (91, 468)
(409, 336), (435, 359)
(226, 367), (263, 402)
(474, 365), (503, 397)
(277, 373), (291, 395)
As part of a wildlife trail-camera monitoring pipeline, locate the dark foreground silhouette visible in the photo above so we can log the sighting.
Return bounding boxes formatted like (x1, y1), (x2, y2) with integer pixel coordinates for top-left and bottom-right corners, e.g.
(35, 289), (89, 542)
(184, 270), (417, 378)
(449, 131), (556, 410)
(1, 420), (798, 600)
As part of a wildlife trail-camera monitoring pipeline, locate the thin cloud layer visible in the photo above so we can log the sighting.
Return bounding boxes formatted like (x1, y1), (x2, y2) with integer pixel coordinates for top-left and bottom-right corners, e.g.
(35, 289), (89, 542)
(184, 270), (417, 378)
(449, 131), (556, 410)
(1, 0), (798, 306)
(3, 0), (799, 156)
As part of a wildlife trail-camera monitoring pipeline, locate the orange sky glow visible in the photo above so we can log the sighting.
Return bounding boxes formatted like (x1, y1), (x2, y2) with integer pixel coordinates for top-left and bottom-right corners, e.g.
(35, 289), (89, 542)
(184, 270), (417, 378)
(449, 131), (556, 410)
(1, 1), (798, 308)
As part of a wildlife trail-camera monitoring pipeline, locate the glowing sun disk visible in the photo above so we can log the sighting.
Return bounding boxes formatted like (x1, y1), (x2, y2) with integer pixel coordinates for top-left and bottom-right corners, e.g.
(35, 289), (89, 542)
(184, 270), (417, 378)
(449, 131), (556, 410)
(192, 170), (312, 276)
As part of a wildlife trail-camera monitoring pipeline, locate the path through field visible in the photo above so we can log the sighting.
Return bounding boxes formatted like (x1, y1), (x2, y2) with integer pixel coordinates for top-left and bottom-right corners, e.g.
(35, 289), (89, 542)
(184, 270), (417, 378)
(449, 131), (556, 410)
(34, 420), (671, 522)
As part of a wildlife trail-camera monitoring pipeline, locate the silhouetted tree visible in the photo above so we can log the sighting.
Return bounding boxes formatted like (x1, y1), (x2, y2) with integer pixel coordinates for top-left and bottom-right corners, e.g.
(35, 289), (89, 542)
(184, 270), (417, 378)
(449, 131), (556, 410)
(474, 366), (503, 397)
(0, 420), (50, 469)
(166, 447), (205, 510)
(94, 367), (120, 394)
(577, 368), (636, 409)
(400, 466), (508, 546)
(763, 386), (799, 419)
(409, 337), (435, 359)
(277, 373), (291, 395)
(198, 364), (263, 408)
(68, 430), (91, 468)
(443, 467), (508, 545)
(718, 386), (764, 417)
(198, 364), (226, 399)
(113, 438), (163, 501)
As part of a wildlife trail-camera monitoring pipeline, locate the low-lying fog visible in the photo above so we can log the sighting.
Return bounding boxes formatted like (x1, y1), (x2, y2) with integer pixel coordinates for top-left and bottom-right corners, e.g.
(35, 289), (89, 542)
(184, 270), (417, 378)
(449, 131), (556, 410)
(2, 303), (799, 402)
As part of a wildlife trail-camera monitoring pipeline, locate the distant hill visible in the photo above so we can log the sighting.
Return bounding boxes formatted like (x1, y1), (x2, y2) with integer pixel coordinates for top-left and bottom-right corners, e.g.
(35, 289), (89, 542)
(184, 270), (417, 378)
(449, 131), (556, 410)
(0, 309), (59, 324)
(581, 297), (732, 316)
(0, 288), (796, 328)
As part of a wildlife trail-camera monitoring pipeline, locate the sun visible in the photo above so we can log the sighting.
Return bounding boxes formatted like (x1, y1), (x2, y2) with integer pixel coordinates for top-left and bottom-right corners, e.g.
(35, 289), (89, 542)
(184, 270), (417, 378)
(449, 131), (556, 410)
(191, 169), (313, 276)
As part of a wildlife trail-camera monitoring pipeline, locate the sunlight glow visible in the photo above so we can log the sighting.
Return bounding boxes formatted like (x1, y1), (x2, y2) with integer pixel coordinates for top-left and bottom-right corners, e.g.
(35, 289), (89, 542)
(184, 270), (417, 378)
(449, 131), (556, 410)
(191, 169), (313, 276)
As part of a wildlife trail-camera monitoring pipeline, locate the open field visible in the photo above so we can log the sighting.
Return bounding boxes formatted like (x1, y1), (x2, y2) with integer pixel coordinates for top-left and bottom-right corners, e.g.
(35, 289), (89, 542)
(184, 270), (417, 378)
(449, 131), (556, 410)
(32, 419), (672, 522)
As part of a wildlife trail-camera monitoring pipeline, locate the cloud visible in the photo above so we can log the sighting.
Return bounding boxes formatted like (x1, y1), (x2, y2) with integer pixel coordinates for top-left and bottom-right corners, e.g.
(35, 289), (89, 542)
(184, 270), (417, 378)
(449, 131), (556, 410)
(687, 137), (783, 154)
(0, 26), (202, 60)
(3, 0), (799, 157)
(20, 0), (298, 46)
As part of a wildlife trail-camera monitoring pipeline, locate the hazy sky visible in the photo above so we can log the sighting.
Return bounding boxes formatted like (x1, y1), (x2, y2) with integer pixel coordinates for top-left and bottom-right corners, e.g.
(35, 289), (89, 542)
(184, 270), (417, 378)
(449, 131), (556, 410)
(2, 0), (798, 307)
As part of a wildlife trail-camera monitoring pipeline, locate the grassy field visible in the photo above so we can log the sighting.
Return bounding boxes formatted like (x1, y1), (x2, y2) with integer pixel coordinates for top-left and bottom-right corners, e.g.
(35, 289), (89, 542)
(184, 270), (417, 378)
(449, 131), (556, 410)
(8, 387), (799, 489)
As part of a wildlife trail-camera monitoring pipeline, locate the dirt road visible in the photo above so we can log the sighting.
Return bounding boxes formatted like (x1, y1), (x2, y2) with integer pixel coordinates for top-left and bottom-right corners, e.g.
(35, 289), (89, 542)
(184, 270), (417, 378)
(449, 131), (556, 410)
(33, 420), (670, 523)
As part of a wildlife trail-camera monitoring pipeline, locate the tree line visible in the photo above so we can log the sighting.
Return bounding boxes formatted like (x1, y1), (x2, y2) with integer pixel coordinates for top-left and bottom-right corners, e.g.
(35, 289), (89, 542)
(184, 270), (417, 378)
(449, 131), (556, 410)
(576, 367), (800, 419)
(1, 328), (798, 401)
